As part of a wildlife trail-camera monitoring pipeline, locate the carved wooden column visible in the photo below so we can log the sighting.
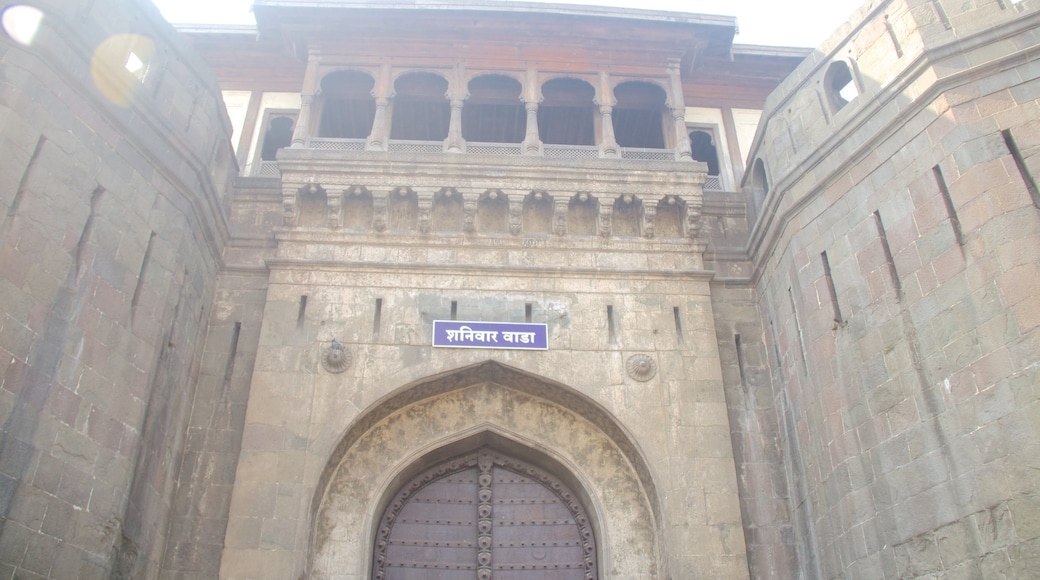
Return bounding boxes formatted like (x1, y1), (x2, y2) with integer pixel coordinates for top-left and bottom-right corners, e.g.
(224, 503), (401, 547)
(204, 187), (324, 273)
(667, 60), (693, 161)
(367, 64), (393, 151)
(417, 190), (434, 234)
(292, 53), (321, 147)
(327, 188), (343, 229)
(508, 193), (524, 235)
(552, 197), (568, 236)
(642, 199), (657, 238)
(444, 64), (468, 153)
(597, 198), (613, 237)
(596, 72), (619, 158)
(522, 68), (543, 155)
(372, 189), (388, 232)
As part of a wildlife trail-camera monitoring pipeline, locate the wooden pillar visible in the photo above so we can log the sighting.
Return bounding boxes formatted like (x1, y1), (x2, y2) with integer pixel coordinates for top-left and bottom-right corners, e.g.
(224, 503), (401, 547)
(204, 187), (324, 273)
(523, 68), (543, 155)
(667, 60), (693, 161)
(445, 63), (467, 153)
(596, 72), (619, 158)
(291, 52), (321, 147)
(367, 64), (393, 151)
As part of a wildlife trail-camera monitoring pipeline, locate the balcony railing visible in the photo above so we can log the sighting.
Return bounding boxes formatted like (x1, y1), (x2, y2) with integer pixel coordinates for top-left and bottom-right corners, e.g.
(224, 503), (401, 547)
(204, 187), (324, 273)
(543, 145), (600, 160)
(306, 137), (366, 151)
(387, 140), (444, 154)
(247, 160), (281, 177)
(620, 147), (676, 161)
(467, 142), (524, 156)
(254, 140), (727, 189)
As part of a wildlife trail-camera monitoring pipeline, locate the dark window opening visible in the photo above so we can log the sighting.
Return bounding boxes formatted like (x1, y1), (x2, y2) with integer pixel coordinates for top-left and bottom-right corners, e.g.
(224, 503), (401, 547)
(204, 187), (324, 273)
(390, 72), (450, 141)
(689, 130), (720, 176)
(260, 115), (295, 161)
(464, 75), (525, 143)
(612, 81), (667, 148)
(538, 78), (595, 146)
(318, 70), (376, 139)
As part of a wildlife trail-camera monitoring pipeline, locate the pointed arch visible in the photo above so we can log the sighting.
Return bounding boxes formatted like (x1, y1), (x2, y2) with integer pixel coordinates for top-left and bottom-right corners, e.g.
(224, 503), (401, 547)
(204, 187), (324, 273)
(306, 361), (662, 579)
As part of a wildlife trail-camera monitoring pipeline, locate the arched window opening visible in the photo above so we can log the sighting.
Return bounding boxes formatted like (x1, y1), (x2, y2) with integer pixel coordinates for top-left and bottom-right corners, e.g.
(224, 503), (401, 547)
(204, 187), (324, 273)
(318, 70), (376, 138)
(390, 72), (450, 141)
(260, 115), (295, 161)
(612, 81), (667, 149)
(689, 130), (720, 176)
(538, 78), (595, 146)
(464, 75), (525, 144)
(824, 61), (859, 112)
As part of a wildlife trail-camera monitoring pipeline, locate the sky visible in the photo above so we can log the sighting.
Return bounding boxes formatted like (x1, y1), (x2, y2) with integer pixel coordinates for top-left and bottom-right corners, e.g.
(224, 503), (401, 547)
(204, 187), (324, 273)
(150, 0), (868, 48)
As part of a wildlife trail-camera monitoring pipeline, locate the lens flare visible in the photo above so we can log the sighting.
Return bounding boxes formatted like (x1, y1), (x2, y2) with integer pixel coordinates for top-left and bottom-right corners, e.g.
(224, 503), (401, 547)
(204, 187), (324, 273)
(1, 5), (43, 46)
(90, 34), (155, 106)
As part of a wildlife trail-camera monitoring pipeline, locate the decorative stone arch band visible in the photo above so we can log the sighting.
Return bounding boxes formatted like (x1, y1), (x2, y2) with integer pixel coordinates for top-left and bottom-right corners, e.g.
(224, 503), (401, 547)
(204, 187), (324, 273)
(305, 361), (664, 579)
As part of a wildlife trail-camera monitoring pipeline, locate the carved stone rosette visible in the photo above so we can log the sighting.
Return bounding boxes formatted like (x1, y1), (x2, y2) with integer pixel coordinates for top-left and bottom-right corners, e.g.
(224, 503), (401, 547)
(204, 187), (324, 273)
(626, 354), (657, 382)
(321, 340), (352, 373)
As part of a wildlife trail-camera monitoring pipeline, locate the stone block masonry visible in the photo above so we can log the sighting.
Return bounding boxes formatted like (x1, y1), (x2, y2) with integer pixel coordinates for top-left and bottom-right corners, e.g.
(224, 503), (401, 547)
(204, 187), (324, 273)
(742, 0), (1040, 577)
(0, 0), (233, 577)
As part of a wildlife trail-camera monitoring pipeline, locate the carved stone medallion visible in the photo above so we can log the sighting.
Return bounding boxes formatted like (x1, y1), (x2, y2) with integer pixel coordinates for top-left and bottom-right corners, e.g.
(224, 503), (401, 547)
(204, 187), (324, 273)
(321, 340), (353, 373)
(626, 354), (657, 382)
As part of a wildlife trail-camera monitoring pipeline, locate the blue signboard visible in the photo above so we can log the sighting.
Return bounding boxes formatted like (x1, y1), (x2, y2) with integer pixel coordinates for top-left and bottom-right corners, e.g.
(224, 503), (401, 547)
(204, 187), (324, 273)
(432, 320), (548, 350)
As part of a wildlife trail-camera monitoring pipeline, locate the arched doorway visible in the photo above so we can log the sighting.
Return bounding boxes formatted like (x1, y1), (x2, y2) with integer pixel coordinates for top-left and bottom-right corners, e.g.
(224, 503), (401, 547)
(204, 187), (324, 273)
(306, 362), (662, 579)
(373, 447), (596, 579)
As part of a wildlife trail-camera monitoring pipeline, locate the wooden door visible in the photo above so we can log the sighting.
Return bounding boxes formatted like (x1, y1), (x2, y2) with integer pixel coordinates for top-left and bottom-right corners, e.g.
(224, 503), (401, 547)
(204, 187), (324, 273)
(373, 448), (596, 579)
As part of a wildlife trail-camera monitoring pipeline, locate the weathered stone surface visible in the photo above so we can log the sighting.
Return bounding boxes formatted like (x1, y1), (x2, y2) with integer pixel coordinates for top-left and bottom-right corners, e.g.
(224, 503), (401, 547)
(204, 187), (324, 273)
(744, 0), (1040, 577)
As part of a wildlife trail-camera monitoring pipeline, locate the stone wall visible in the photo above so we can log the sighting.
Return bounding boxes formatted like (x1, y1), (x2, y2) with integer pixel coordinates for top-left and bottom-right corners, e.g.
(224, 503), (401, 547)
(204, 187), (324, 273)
(0, 0), (233, 577)
(210, 152), (749, 578)
(743, 0), (1040, 577)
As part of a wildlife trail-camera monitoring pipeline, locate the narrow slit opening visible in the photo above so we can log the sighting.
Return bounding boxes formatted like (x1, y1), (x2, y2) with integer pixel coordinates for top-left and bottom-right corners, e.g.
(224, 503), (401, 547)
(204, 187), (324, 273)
(75, 186), (105, 281)
(373, 298), (383, 339)
(673, 306), (685, 345)
(450, 300), (458, 321)
(224, 322), (242, 384)
(768, 319), (784, 373)
(884, 15), (904, 57)
(873, 211), (903, 300)
(932, 165), (966, 247)
(735, 334), (747, 389)
(821, 251), (844, 325)
(788, 287), (809, 372)
(1001, 129), (1040, 209)
(931, 0), (952, 29)
(131, 231), (156, 321)
(607, 305), (617, 346)
(297, 295), (308, 328)
(525, 302), (533, 323)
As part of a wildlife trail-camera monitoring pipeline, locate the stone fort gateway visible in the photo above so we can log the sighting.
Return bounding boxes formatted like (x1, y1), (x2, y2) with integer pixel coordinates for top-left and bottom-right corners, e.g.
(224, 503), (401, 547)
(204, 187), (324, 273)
(0, 0), (1038, 578)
